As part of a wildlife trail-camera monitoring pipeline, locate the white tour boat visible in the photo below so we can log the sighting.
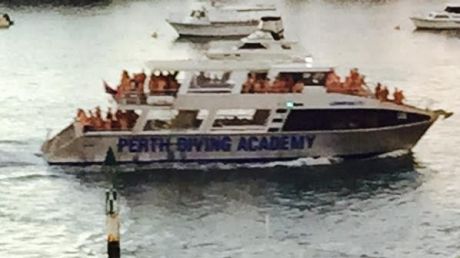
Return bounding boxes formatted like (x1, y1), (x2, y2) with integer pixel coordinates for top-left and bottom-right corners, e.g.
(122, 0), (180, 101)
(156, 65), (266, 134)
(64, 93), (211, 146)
(411, 4), (460, 29)
(0, 14), (13, 28)
(206, 16), (311, 61)
(166, 2), (277, 37)
(41, 59), (450, 165)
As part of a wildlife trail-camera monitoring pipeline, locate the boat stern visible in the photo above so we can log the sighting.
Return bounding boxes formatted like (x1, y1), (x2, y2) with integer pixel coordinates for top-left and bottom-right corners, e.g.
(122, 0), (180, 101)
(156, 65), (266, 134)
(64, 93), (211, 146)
(41, 122), (84, 164)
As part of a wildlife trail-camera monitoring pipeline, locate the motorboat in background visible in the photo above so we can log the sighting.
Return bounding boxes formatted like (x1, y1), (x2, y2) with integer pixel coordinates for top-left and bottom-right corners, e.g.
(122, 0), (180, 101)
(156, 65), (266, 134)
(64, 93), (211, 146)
(411, 4), (460, 29)
(166, 2), (278, 37)
(0, 13), (14, 28)
(206, 16), (312, 62)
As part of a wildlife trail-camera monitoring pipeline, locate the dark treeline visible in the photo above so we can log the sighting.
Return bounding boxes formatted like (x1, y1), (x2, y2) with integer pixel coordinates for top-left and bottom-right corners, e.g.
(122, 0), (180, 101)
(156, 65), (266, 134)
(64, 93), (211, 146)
(0, 0), (112, 7)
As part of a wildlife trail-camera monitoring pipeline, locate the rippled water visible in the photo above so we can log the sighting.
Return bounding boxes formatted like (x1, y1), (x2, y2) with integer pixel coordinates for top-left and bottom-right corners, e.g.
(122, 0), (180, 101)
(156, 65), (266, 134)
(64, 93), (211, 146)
(1, 0), (460, 257)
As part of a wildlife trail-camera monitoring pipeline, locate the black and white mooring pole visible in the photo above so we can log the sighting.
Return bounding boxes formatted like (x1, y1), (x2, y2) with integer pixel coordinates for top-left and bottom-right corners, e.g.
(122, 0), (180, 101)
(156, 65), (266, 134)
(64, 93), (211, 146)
(106, 189), (120, 258)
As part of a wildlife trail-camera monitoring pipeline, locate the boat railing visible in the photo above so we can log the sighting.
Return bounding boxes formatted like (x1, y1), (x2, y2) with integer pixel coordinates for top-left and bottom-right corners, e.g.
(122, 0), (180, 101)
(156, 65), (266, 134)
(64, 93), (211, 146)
(116, 90), (179, 105)
(149, 89), (178, 97)
(117, 91), (147, 105)
(188, 88), (233, 94)
(210, 125), (267, 131)
(84, 127), (131, 133)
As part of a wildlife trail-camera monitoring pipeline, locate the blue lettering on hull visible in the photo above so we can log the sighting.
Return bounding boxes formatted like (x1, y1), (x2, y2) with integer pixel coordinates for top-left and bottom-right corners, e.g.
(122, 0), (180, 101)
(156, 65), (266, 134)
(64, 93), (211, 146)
(117, 135), (316, 153)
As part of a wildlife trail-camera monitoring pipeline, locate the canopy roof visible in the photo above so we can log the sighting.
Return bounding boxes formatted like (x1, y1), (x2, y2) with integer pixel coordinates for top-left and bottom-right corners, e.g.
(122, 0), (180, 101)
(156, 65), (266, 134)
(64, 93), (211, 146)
(145, 59), (329, 72)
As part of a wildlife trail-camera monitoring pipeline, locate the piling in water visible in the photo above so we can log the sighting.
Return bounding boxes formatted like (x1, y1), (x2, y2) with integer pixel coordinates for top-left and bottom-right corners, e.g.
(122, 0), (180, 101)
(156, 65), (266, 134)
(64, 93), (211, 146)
(106, 189), (120, 258)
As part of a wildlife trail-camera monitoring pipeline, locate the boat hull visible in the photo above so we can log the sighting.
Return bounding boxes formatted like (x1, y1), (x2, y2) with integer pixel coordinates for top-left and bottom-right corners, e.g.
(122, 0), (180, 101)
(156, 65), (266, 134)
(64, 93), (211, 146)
(411, 17), (460, 29)
(167, 20), (258, 37)
(42, 119), (435, 165)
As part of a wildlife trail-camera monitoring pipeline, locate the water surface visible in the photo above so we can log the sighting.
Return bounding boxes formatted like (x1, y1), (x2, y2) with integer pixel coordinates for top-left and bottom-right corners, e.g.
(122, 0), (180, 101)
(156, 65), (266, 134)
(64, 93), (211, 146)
(0, 0), (459, 257)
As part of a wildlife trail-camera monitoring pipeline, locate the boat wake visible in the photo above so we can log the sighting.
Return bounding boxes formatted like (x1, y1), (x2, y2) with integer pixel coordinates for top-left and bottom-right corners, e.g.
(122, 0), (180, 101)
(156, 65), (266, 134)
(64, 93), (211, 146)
(56, 150), (414, 177)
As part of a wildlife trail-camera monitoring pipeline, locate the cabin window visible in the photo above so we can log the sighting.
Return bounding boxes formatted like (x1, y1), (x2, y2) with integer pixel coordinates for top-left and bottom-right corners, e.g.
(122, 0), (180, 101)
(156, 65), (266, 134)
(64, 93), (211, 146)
(212, 109), (270, 128)
(282, 109), (431, 131)
(276, 109), (287, 113)
(268, 128), (280, 132)
(239, 43), (267, 49)
(143, 110), (208, 131)
(434, 14), (449, 18)
(301, 71), (328, 86)
(189, 71), (234, 93)
(281, 44), (291, 50)
(191, 10), (206, 18)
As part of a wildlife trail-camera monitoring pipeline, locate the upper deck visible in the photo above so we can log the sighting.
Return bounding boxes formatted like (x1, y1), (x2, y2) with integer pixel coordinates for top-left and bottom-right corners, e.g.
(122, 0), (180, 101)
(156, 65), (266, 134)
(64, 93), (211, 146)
(85, 59), (417, 136)
(111, 59), (333, 106)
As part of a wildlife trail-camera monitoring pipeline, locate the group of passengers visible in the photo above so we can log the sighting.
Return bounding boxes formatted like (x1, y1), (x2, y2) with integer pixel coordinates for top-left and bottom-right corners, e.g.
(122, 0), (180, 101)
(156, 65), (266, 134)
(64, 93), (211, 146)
(76, 107), (139, 131)
(325, 68), (368, 96)
(148, 71), (180, 95)
(374, 83), (405, 104)
(113, 70), (180, 100)
(242, 73), (304, 94)
(326, 69), (405, 105)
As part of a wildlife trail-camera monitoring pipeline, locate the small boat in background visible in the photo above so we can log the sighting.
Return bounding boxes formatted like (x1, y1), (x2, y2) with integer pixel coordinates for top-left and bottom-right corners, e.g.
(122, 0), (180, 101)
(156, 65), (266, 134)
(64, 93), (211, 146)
(206, 16), (311, 62)
(411, 4), (460, 29)
(166, 2), (277, 37)
(0, 13), (14, 28)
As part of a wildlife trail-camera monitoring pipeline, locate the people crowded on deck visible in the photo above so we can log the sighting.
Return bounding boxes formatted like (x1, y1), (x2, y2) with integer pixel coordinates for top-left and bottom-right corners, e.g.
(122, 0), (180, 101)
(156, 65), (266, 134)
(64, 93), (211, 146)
(241, 73), (303, 93)
(148, 70), (180, 95)
(325, 69), (343, 92)
(375, 85), (405, 104)
(76, 107), (139, 132)
(326, 68), (369, 96)
(110, 70), (179, 101)
(376, 86), (389, 101)
(393, 88), (405, 105)
(323, 69), (407, 105)
(344, 68), (364, 91)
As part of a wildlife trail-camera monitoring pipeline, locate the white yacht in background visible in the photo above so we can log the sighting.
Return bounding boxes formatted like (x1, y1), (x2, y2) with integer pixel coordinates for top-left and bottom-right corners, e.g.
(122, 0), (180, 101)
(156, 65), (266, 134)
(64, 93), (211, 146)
(41, 59), (450, 165)
(411, 4), (460, 29)
(0, 14), (13, 28)
(206, 16), (311, 62)
(166, 2), (277, 37)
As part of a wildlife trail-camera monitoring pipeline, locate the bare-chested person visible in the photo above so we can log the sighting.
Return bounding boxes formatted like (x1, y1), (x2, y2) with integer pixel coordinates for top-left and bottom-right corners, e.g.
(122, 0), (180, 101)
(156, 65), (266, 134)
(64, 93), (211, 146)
(76, 109), (89, 124)
(242, 73), (255, 93)
(325, 69), (342, 92)
(375, 83), (382, 99)
(393, 88), (405, 105)
(292, 81), (304, 93)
